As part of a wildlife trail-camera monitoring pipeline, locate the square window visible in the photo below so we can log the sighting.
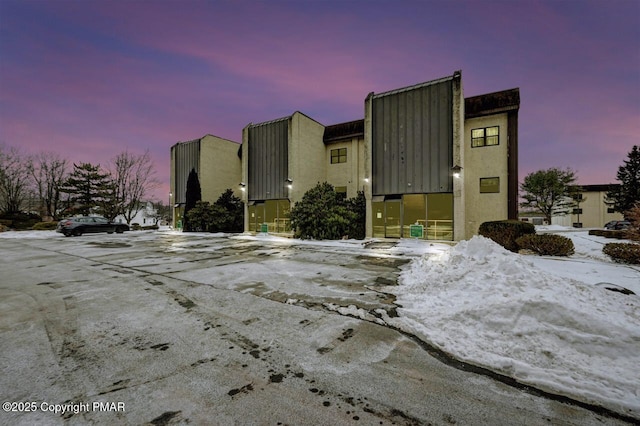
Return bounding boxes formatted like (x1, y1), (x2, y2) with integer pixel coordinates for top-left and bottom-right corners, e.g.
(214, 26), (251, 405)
(472, 126), (499, 147)
(331, 148), (347, 164)
(480, 177), (500, 193)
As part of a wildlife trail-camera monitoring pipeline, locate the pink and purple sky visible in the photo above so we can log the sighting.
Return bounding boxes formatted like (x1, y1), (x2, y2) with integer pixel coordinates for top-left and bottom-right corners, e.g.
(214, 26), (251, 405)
(1, 0), (639, 202)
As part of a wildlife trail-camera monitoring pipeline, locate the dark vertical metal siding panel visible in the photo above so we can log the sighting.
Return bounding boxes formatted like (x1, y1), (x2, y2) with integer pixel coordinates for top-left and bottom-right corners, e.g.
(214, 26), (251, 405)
(373, 80), (453, 195)
(443, 82), (453, 192)
(420, 87), (430, 194)
(429, 85), (440, 192)
(372, 100), (383, 195)
(412, 90), (422, 194)
(389, 95), (398, 194)
(248, 120), (288, 200)
(174, 141), (199, 204)
(398, 91), (407, 191)
(405, 91), (415, 193)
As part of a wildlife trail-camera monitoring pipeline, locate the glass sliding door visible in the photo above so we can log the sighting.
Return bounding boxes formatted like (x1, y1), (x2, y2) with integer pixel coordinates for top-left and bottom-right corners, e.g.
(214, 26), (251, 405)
(372, 201), (385, 238)
(277, 199), (291, 232)
(385, 200), (401, 238)
(426, 193), (453, 240)
(402, 194), (426, 238)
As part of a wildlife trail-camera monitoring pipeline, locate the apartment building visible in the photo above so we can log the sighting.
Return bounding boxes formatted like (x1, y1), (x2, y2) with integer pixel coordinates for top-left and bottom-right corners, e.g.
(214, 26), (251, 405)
(551, 184), (623, 228)
(174, 71), (520, 240)
(170, 134), (241, 227)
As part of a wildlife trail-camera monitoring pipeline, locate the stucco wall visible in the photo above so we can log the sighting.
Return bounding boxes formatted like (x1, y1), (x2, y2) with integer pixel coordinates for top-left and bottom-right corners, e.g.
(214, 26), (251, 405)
(463, 113), (510, 238)
(288, 112), (326, 204)
(325, 137), (366, 198)
(199, 135), (242, 203)
(552, 190), (623, 228)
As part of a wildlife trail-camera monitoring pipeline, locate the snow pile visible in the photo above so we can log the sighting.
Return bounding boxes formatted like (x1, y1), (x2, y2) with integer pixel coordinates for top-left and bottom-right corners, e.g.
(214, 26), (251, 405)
(387, 236), (640, 417)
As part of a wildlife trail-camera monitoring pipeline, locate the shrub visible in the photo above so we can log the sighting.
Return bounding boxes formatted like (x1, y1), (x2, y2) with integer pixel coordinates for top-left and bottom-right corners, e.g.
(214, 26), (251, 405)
(0, 212), (41, 230)
(478, 220), (535, 252)
(32, 221), (58, 230)
(589, 229), (627, 239)
(131, 223), (141, 230)
(290, 182), (364, 240)
(516, 234), (575, 256)
(603, 243), (640, 264)
(624, 204), (640, 242)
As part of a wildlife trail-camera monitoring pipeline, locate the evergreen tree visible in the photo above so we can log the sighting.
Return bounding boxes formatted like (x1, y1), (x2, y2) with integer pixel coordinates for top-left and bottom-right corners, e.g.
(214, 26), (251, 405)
(607, 145), (640, 215)
(213, 188), (244, 232)
(61, 163), (114, 216)
(183, 168), (201, 231)
(520, 168), (578, 225)
(290, 182), (359, 240)
(347, 191), (366, 239)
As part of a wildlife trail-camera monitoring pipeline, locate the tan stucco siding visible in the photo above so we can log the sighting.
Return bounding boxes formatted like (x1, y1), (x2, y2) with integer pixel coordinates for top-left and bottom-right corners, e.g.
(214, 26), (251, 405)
(564, 190), (623, 228)
(199, 135), (242, 203)
(288, 112), (326, 204)
(463, 114), (509, 238)
(325, 137), (365, 198)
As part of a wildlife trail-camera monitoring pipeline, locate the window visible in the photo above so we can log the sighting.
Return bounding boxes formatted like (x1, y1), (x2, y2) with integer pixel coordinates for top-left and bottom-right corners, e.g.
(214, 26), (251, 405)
(480, 177), (500, 193)
(331, 148), (347, 164)
(471, 126), (499, 147)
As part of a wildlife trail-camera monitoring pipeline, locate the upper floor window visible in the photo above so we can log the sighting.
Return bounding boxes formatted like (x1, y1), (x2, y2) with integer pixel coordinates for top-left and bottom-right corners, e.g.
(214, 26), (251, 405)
(471, 126), (499, 147)
(331, 148), (347, 164)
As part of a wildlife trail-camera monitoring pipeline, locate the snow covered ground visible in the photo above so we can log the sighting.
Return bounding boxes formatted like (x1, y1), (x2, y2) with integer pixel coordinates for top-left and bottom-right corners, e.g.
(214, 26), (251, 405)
(2, 227), (639, 418)
(384, 228), (640, 419)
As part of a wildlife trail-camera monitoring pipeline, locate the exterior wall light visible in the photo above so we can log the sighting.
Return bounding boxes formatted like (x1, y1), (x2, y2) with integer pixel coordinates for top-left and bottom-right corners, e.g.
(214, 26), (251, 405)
(239, 182), (246, 191)
(364, 177), (369, 183)
(451, 165), (463, 178)
(285, 178), (293, 189)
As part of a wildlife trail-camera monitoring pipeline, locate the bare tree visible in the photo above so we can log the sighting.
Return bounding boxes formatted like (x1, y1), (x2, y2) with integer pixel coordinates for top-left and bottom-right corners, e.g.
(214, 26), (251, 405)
(110, 150), (159, 224)
(28, 152), (69, 220)
(0, 145), (32, 214)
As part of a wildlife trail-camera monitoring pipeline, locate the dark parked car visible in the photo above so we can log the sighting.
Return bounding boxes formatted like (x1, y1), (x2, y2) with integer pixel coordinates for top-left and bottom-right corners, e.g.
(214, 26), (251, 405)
(56, 216), (129, 237)
(604, 220), (631, 230)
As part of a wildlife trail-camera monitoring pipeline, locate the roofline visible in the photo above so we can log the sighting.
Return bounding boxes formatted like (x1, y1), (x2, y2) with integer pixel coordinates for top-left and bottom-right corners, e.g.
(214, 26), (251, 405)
(247, 111), (324, 129)
(371, 71), (460, 100)
(573, 184), (620, 192)
(170, 134), (239, 149)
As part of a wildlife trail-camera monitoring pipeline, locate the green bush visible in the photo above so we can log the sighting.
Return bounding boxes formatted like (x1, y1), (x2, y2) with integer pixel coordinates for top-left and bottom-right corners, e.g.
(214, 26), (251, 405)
(32, 221), (58, 230)
(603, 243), (640, 264)
(589, 229), (627, 239)
(0, 212), (41, 230)
(184, 189), (243, 233)
(478, 220), (536, 252)
(290, 182), (364, 240)
(516, 234), (575, 256)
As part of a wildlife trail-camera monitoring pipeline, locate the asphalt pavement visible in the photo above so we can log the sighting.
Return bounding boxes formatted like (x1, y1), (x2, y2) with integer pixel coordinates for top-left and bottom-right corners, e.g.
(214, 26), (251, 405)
(0, 231), (632, 425)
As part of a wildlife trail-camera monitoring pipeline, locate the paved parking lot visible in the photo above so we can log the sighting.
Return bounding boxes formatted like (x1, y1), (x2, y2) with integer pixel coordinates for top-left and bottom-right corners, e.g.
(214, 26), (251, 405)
(0, 231), (630, 425)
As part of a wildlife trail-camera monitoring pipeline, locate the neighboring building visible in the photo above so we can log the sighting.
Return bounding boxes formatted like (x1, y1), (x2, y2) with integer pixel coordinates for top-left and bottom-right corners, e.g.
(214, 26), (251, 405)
(171, 71), (519, 240)
(114, 201), (164, 227)
(170, 134), (242, 227)
(551, 184), (623, 228)
(238, 71), (520, 240)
